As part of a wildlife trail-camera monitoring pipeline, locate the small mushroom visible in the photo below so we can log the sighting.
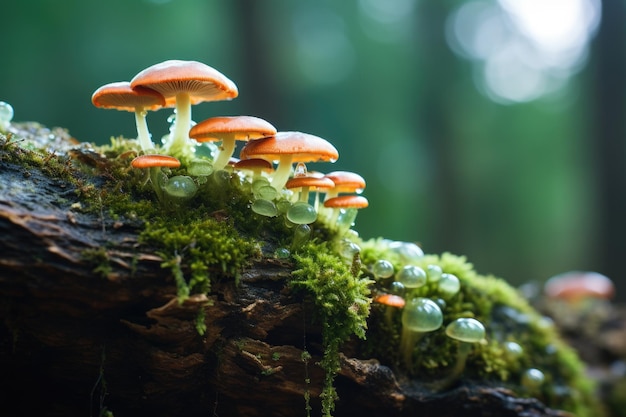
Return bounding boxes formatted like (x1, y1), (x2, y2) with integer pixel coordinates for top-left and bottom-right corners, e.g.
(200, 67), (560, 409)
(322, 195), (369, 231)
(544, 270), (615, 302)
(399, 297), (443, 368)
(131, 154), (181, 201)
(436, 317), (486, 390)
(91, 81), (165, 151)
(189, 115), (276, 172)
(130, 60), (238, 156)
(239, 131), (339, 191)
(323, 170), (366, 200)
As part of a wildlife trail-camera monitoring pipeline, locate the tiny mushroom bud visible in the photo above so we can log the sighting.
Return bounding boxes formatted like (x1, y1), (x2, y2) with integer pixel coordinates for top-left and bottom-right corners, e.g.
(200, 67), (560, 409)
(91, 81), (165, 151)
(375, 293), (406, 326)
(130, 60), (238, 156)
(436, 317), (486, 390)
(400, 297), (444, 368)
(189, 115), (276, 172)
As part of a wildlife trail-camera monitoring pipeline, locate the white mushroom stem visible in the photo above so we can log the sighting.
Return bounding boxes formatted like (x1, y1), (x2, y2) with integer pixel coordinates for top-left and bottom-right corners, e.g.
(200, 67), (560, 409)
(134, 107), (154, 151)
(270, 154), (294, 191)
(166, 92), (192, 156)
(212, 136), (236, 172)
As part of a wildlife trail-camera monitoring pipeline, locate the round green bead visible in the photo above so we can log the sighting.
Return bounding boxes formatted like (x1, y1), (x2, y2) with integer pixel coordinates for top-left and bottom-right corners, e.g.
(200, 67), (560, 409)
(402, 297), (443, 332)
(445, 318), (485, 343)
(164, 175), (198, 198)
(396, 265), (427, 288)
(286, 202), (317, 224)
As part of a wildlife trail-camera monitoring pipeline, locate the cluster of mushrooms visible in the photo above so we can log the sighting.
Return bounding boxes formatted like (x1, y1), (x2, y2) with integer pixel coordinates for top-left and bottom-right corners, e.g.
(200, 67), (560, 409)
(91, 59), (368, 231)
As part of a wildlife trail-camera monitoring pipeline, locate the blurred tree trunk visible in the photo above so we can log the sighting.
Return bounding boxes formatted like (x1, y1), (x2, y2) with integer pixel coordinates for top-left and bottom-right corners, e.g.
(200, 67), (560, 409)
(591, 0), (626, 301)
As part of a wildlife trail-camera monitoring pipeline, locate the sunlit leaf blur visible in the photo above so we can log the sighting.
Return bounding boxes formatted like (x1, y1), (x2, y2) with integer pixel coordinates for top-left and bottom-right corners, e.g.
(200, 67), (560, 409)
(1, 0), (624, 299)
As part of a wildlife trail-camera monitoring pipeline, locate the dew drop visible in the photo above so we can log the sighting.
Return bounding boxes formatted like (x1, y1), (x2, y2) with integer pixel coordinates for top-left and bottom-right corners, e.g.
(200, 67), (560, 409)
(337, 208), (358, 230)
(251, 198), (278, 217)
(521, 368), (545, 389)
(293, 162), (308, 177)
(291, 224), (311, 249)
(164, 175), (198, 199)
(276, 199), (292, 214)
(188, 159), (214, 176)
(427, 264), (443, 282)
(396, 265), (427, 288)
(286, 202), (317, 224)
(388, 241), (424, 263)
(275, 247), (291, 259)
(438, 273), (461, 297)
(252, 177), (271, 193)
(372, 259), (394, 279)
(256, 185), (278, 200)
(339, 240), (361, 260)
(0, 101), (14, 130)
(389, 281), (406, 296)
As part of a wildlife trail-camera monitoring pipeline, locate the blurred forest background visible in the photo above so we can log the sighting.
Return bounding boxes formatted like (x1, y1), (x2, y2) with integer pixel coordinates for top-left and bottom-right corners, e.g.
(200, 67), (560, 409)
(1, 0), (625, 299)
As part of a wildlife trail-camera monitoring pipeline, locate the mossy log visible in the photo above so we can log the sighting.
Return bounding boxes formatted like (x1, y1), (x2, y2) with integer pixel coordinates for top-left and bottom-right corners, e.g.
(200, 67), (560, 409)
(0, 129), (572, 417)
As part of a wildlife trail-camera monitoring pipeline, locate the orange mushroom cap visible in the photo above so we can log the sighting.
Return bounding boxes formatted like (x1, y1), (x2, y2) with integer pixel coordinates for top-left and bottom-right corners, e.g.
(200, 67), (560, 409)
(374, 294), (406, 308)
(91, 81), (165, 111)
(130, 60), (238, 104)
(285, 176), (335, 191)
(239, 131), (339, 163)
(324, 171), (366, 194)
(323, 195), (369, 209)
(189, 115), (276, 142)
(233, 158), (274, 173)
(544, 271), (615, 301)
(131, 154), (181, 169)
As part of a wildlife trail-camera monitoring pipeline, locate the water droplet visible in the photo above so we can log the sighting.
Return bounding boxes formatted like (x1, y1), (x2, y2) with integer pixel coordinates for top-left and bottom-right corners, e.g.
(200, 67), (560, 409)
(256, 185), (278, 200)
(337, 208), (358, 230)
(286, 202), (317, 224)
(188, 159), (214, 176)
(275, 247), (291, 259)
(396, 265), (427, 288)
(291, 224), (311, 250)
(164, 175), (198, 199)
(521, 368), (545, 389)
(0, 101), (14, 130)
(389, 281), (406, 296)
(276, 199), (292, 214)
(438, 273), (461, 297)
(427, 264), (443, 282)
(167, 113), (176, 124)
(372, 259), (394, 279)
(503, 341), (523, 360)
(339, 240), (361, 260)
(388, 241), (424, 263)
(252, 177), (271, 193)
(251, 198), (278, 217)
(293, 162), (308, 177)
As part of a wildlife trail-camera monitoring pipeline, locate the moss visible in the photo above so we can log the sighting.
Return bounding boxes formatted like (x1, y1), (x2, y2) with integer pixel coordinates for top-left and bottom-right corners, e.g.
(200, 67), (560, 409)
(291, 241), (373, 417)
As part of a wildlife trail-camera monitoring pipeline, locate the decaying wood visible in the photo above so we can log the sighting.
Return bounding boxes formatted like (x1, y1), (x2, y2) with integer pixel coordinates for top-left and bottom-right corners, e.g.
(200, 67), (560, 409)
(0, 134), (574, 417)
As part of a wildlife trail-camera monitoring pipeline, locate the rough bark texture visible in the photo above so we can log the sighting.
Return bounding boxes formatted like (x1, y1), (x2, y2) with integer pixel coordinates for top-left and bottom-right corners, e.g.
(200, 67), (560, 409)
(0, 131), (575, 417)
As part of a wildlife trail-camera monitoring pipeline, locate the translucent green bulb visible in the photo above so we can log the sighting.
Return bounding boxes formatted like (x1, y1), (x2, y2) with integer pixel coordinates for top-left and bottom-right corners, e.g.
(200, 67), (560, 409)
(187, 159), (214, 176)
(286, 201), (317, 224)
(164, 175), (198, 199)
(439, 273), (461, 297)
(402, 297), (443, 332)
(372, 259), (394, 279)
(427, 264), (443, 282)
(251, 198), (278, 217)
(445, 318), (485, 343)
(396, 265), (427, 288)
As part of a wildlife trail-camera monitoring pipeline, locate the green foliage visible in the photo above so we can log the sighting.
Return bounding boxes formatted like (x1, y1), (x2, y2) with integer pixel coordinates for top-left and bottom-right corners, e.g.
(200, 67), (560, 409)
(291, 241), (373, 417)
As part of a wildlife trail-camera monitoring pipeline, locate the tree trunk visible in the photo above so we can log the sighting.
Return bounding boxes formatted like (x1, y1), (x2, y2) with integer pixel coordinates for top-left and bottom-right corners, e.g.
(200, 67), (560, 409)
(0, 126), (574, 417)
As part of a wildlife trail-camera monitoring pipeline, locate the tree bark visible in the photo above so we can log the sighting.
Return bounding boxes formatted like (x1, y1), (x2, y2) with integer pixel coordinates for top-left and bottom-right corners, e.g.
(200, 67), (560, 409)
(0, 128), (572, 417)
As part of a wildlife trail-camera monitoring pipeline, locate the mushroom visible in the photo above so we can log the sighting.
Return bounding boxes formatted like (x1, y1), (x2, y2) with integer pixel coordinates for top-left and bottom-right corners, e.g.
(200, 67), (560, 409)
(285, 175), (335, 204)
(399, 297), (443, 368)
(131, 154), (181, 201)
(436, 317), (486, 390)
(323, 170), (366, 200)
(130, 60), (238, 156)
(189, 115), (277, 172)
(239, 131), (339, 191)
(91, 81), (165, 151)
(543, 271), (615, 302)
(322, 195), (369, 230)
(374, 293), (406, 327)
